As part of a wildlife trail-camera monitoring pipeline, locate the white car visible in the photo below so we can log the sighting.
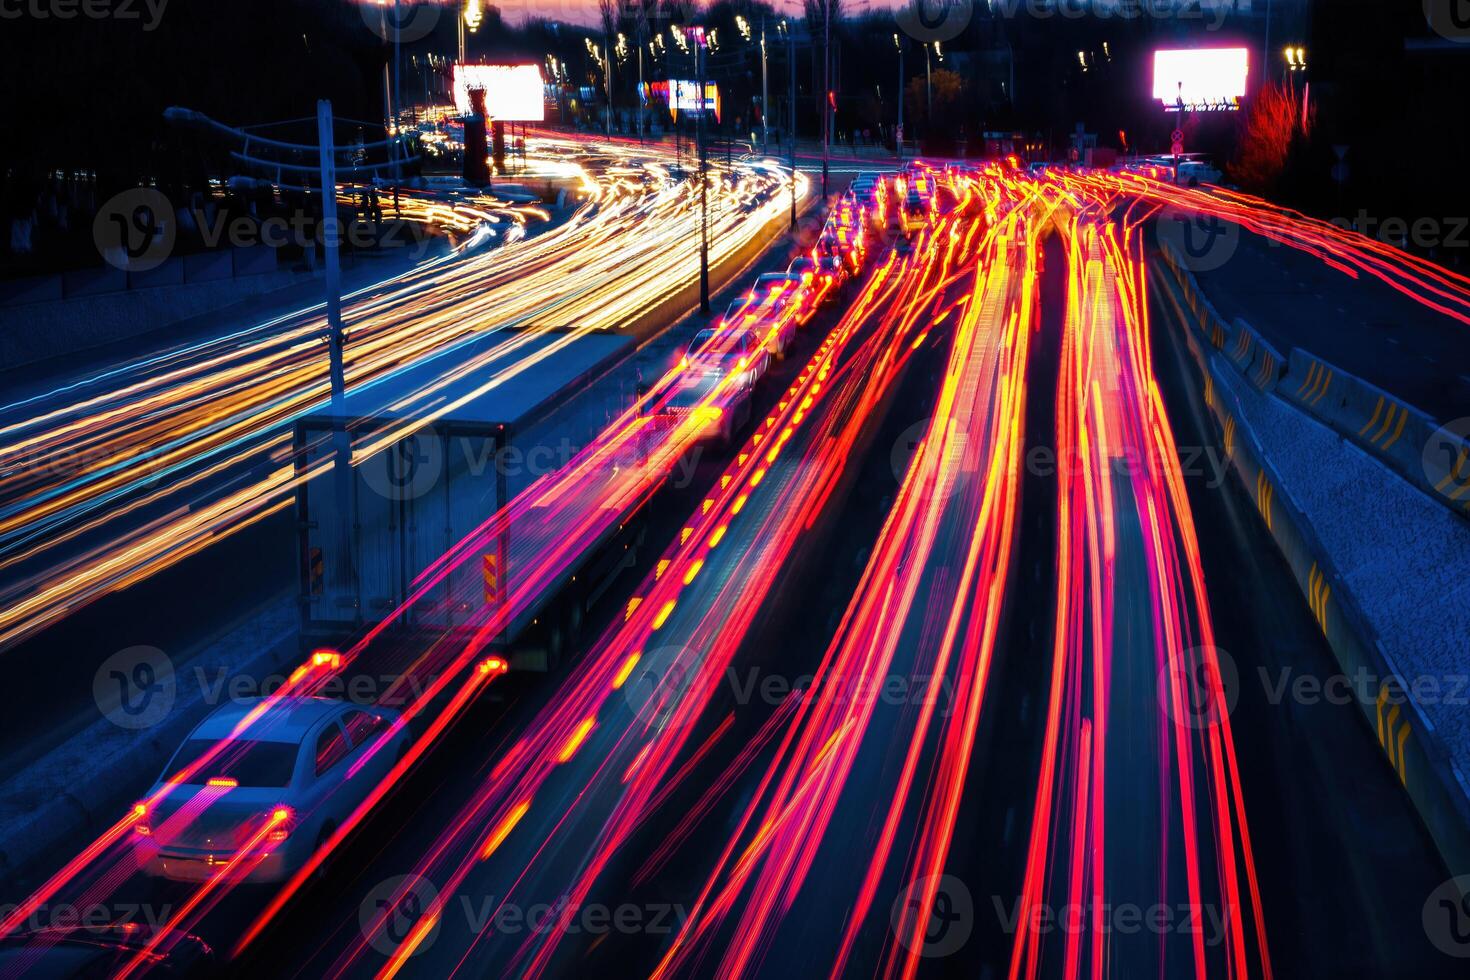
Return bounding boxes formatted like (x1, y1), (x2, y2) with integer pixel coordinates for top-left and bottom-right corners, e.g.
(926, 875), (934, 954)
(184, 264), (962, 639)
(135, 697), (409, 883)
(683, 327), (770, 386)
(1174, 160), (1222, 186)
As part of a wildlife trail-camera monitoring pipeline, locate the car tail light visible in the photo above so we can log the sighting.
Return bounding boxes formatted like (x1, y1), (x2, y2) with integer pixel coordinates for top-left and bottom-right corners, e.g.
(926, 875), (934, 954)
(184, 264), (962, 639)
(267, 806), (293, 843)
(206, 776), (239, 789)
(132, 802), (150, 836)
(311, 648), (342, 669)
(738, 357), (749, 371)
(680, 355), (690, 370)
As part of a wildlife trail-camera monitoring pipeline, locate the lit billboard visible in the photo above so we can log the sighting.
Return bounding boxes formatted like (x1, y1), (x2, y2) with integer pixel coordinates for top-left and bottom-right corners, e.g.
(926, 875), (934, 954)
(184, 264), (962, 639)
(643, 80), (719, 118)
(671, 80), (718, 113)
(1152, 48), (1248, 110)
(453, 64), (546, 120)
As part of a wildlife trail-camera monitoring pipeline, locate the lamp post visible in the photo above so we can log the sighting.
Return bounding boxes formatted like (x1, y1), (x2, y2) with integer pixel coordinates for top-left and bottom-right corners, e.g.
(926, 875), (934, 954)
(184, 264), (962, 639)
(761, 19), (769, 156)
(821, 0), (830, 201)
(894, 33), (904, 161)
(925, 41), (932, 121)
(785, 21), (797, 229)
(697, 33), (710, 314)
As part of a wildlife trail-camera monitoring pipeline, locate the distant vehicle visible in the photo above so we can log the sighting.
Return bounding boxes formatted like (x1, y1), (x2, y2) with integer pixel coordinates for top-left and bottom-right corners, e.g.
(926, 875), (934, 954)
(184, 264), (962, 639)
(748, 300), (801, 359)
(817, 229), (865, 275)
(754, 272), (817, 319)
(136, 697), (410, 884)
(295, 329), (646, 670)
(786, 255), (819, 286)
(1173, 160), (1222, 186)
(722, 283), (801, 353)
(667, 330), (759, 449)
(0, 926), (215, 976)
(899, 190), (929, 235)
(816, 255), (850, 292)
(683, 327), (770, 388)
(721, 290), (763, 326)
(1027, 161), (1049, 175)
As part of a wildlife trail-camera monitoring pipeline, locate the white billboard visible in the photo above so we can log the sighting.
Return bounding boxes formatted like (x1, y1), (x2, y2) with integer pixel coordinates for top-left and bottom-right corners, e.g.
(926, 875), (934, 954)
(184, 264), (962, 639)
(1152, 48), (1248, 110)
(671, 80), (717, 113)
(453, 64), (546, 120)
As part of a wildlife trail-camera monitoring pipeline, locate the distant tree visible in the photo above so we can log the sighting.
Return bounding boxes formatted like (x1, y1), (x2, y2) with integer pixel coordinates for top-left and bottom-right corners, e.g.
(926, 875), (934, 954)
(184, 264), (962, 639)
(1232, 82), (1312, 193)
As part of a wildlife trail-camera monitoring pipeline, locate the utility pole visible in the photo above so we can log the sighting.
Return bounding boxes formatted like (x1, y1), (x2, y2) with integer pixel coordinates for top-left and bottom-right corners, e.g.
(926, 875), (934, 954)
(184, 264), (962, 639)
(317, 99), (359, 621)
(821, 0), (830, 201)
(895, 33), (904, 162)
(317, 102), (346, 413)
(789, 27), (797, 229)
(697, 39), (710, 314)
(926, 42), (932, 121)
(393, 0), (402, 183)
(1263, 0), (1273, 90)
(761, 19), (769, 156)
(638, 35), (645, 142)
(605, 40), (613, 136)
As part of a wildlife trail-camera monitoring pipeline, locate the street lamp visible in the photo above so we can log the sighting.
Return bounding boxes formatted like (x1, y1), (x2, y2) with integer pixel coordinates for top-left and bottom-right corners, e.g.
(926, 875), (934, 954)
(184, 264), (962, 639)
(894, 33), (905, 162)
(926, 41), (934, 120)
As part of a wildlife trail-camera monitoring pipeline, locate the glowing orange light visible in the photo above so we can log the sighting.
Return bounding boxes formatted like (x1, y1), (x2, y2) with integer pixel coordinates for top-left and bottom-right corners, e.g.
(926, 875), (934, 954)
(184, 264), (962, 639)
(556, 717), (596, 763)
(480, 801), (530, 859)
(311, 649), (342, 669)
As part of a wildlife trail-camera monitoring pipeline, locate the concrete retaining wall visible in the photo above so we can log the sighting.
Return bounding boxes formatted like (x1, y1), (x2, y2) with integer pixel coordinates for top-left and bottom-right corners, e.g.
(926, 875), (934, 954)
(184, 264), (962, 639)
(1154, 252), (1470, 879)
(1160, 239), (1470, 522)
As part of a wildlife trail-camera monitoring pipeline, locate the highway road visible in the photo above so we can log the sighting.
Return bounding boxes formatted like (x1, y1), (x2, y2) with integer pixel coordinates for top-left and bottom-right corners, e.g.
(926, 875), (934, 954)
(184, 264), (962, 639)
(0, 134), (801, 652)
(1, 164), (1465, 980)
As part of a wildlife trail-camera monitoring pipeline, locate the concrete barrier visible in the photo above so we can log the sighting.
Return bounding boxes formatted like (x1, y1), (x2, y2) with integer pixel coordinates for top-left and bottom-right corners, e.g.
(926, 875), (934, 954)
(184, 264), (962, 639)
(1159, 236), (1468, 522)
(1279, 347), (1468, 518)
(1154, 263), (1470, 880)
(1229, 317), (1285, 393)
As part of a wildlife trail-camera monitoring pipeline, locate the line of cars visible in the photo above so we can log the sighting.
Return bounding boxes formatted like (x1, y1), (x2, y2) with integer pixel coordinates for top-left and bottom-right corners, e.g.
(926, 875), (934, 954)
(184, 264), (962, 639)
(668, 189), (879, 447)
(107, 180), (886, 901)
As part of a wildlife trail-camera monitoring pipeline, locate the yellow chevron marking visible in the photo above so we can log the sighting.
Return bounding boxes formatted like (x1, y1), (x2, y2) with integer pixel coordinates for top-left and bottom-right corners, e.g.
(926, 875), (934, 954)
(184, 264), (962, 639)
(1296, 362), (1319, 397)
(1312, 369), (1333, 406)
(1381, 405), (1409, 450)
(1396, 722), (1411, 783)
(1376, 682), (1391, 742)
(1359, 396), (1385, 437)
(1371, 402), (1399, 445)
